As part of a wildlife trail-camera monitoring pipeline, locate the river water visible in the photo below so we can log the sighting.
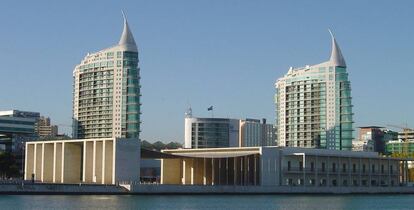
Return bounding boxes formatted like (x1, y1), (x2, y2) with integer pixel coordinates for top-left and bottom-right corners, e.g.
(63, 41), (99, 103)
(0, 194), (413, 210)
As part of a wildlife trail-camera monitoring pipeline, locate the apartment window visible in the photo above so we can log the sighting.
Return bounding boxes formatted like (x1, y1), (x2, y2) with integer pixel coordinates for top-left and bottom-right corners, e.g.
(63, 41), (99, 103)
(332, 179), (337, 186)
(342, 163), (346, 173)
(332, 163), (336, 172)
(390, 165), (393, 174)
(381, 165), (384, 174)
(353, 164), (356, 173)
(362, 164), (366, 173)
(299, 161), (303, 171)
(372, 164), (375, 173)
(322, 162), (326, 172)
(310, 162), (314, 172)
(288, 161), (291, 171)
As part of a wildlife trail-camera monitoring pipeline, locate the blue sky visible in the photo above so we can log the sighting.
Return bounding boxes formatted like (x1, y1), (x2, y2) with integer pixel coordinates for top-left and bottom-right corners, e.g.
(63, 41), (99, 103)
(0, 0), (413, 143)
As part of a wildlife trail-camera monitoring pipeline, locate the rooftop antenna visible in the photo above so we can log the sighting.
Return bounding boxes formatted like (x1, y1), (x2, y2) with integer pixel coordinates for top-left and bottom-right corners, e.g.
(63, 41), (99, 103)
(185, 105), (192, 118)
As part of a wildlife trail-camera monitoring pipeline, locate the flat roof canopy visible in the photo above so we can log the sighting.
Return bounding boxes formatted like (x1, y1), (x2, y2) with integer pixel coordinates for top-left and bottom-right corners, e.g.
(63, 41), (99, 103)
(164, 148), (260, 158)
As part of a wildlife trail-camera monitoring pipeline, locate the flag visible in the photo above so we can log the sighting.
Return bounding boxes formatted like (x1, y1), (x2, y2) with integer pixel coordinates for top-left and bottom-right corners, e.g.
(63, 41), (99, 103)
(207, 106), (213, 111)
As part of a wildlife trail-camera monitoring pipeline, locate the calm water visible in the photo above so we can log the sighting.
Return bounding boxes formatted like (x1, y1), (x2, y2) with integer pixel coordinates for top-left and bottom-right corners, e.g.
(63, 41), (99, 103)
(0, 194), (413, 210)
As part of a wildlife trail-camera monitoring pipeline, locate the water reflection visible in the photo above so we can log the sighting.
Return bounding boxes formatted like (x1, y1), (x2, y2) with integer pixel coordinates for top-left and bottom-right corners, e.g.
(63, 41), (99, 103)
(1, 194), (414, 210)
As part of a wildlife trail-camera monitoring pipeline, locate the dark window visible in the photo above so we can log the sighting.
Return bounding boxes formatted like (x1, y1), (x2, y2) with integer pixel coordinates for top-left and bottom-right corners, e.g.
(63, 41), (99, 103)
(353, 180), (358, 186)
(353, 164), (356, 173)
(299, 161), (303, 171)
(310, 162), (314, 172)
(322, 162), (325, 172)
(332, 163), (336, 172)
(342, 163), (346, 172)
(288, 161), (291, 171)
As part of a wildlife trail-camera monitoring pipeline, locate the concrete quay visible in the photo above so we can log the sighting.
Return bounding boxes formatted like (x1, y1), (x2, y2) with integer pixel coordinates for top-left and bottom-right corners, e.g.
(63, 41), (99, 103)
(132, 184), (414, 194)
(0, 183), (128, 195)
(3, 183), (414, 195)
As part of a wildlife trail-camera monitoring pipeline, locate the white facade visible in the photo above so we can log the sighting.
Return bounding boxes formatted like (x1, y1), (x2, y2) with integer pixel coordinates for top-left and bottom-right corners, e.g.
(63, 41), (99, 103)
(184, 117), (239, 149)
(24, 138), (140, 185)
(239, 119), (276, 147)
(275, 31), (353, 150)
(161, 146), (409, 188)
(73, 14), (140, 139)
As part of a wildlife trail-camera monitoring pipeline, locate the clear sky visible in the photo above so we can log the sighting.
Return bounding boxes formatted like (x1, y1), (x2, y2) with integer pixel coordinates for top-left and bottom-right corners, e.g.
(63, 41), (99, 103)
(1, 0), (413, 143)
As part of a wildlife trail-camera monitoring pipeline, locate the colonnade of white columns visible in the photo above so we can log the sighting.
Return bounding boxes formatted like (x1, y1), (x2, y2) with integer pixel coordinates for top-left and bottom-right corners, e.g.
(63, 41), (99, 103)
(25, 139), (116, 184)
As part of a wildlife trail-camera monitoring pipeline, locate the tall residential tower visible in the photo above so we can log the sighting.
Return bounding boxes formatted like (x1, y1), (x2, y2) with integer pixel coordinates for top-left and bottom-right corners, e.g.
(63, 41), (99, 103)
(72, 14), (141, 139)
(275, 31), (353, 150)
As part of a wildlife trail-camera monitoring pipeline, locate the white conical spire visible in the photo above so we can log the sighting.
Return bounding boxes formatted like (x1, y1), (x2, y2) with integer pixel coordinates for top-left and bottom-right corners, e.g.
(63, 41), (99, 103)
(328, 29), (346, 67)
(118, 11), (138, 52)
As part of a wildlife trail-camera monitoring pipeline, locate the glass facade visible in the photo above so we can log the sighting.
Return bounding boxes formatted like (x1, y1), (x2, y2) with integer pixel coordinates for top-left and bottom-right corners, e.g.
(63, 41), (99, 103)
(191, 122), (230, 148)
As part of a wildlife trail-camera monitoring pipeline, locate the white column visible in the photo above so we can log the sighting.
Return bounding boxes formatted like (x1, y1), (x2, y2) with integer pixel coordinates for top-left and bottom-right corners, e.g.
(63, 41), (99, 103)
(53, 143), (56, 183)
(102, 140), (106, 184)
(82, 141), (86, 182)
(61, 142), (65, 183)
(33, 144), (37, 179)
(93, 140), (96, 183)
(41, 143), (45, 182)
(112, 140), (116, 185)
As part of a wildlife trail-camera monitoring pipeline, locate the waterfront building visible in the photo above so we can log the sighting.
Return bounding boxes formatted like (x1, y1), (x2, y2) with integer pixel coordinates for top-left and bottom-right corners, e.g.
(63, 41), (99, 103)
(184, 117), (240, 149)
(239, 118), (276, 147)
(24, 138), (140, 184)
(72, 14), (141, 139)
(160, 146), (410, 187)
(0, 110), (40, 152)
(36, 116), (58, 138)
(184, 116), (276, 149)
(275, 31), (353, 150)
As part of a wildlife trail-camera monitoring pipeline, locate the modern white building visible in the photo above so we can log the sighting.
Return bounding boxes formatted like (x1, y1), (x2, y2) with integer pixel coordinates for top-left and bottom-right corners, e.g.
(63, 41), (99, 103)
(239, 119), (276, 147)
(24, 138), (140, 185)
(72, 13), (141, 139)
(184, 117), (240, 149)
(275, 31), (353, 150)
(160, 146), (410, 188)
(184, 116), (276, 149)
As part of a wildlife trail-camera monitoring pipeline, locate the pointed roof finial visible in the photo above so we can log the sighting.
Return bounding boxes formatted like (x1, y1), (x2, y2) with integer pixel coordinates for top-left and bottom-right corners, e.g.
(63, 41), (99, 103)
(118, 10), (138, 52)
(328, 29), (346, 67)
